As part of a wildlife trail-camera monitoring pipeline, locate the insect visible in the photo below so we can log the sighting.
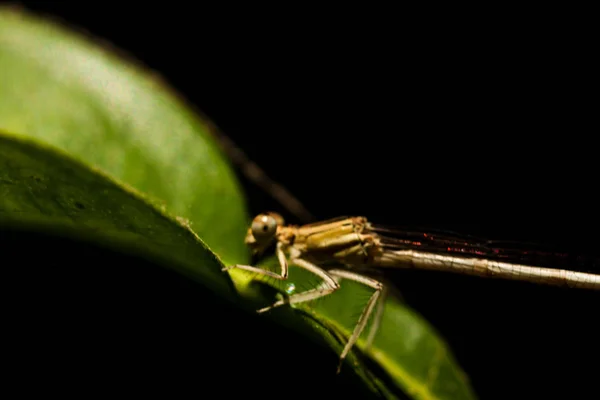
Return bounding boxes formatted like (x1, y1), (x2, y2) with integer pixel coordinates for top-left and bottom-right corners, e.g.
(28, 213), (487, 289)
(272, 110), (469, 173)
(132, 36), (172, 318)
(222, 211), (600, 372)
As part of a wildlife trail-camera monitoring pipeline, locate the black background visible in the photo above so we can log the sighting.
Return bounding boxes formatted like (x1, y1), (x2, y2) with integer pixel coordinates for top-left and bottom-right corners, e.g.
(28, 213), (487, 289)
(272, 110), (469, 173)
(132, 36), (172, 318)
(5, 3), (599, 399)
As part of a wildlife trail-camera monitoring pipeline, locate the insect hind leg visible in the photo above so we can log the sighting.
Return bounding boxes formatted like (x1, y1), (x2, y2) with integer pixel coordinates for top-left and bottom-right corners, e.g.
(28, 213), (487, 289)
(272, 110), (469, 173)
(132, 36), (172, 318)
(327, 269), (384, 374)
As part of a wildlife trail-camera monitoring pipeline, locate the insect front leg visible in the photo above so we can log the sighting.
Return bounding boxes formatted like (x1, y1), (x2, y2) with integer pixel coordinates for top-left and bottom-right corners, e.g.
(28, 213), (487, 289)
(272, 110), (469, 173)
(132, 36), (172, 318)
(256, 258), (340, 313)
(221, 241), (289, 279)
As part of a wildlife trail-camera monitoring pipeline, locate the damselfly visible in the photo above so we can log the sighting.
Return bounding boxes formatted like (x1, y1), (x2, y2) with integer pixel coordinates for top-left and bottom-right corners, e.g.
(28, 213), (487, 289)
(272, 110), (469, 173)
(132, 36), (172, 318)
(223, 212), (600, 372)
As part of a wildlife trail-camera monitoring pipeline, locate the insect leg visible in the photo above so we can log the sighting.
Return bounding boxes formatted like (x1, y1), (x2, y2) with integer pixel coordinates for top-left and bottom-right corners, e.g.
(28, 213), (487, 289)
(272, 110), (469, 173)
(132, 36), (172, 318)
(365, 284), (387, 350)
(256, 258), (340, 313)
(222, 241), (288, 279)
(327, 269), (384, 374)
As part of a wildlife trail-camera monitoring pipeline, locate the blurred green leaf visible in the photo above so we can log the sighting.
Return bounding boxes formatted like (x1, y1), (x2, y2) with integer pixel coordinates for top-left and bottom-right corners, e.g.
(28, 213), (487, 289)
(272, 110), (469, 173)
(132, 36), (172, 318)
(0, 6), (248, 266)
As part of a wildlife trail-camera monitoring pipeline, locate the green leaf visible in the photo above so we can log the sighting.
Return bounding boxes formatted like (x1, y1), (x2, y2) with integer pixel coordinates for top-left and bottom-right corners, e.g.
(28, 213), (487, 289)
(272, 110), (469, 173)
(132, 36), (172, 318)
(0, 133), (384, 398)
(0, 6), (249, 266)
(0, 6), (477, 399)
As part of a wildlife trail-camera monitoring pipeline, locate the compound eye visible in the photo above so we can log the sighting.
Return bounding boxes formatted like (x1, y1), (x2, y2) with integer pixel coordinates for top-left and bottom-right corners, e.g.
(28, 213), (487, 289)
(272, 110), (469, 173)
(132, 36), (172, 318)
(251, 213), (278, 241)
